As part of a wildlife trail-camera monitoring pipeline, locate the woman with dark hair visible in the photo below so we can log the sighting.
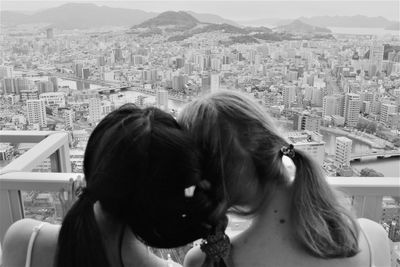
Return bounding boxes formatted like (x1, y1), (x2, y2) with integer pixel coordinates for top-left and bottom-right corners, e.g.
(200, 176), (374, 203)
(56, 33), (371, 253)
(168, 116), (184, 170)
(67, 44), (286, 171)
(2, 104), (212, 267)
(178, 91), (391, 267)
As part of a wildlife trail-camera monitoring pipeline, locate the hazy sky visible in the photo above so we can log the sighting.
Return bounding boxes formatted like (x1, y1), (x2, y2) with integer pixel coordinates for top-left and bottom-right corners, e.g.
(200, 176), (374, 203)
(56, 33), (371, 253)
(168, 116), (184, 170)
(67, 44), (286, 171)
(1, 1), (399, 21)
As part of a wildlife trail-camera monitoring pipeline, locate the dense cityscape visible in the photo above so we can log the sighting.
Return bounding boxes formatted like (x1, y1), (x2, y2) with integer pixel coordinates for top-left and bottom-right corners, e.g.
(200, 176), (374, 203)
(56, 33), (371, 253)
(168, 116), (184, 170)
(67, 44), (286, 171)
(0, 2), (399, 265)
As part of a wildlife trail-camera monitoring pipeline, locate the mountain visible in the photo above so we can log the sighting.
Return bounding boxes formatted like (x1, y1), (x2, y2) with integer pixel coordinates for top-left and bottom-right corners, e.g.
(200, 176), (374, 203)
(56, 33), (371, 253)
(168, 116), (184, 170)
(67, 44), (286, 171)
(276, 20), (331, 34)
(134, 11), (199, 29)
(186, 11), (240, 27)
(239, 15), (397, 28)
(0, 3), (156, 29)
(1, 4), (240, 29)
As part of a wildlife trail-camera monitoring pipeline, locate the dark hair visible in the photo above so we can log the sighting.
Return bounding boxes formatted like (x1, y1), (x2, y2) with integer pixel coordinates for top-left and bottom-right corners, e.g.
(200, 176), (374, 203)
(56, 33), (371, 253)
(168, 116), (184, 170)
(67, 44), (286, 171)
(55, 104), (211, 267)
(178, 91), (359, 266)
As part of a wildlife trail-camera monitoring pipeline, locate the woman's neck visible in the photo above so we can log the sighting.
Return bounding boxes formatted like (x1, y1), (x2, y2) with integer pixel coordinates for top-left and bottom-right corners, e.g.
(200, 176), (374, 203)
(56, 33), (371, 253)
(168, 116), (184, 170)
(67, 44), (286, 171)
(248, 185), (294, 235)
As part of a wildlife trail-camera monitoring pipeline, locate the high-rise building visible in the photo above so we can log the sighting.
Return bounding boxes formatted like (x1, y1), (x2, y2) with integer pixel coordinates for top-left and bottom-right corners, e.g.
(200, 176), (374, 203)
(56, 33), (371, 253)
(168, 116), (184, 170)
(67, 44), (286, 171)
(334, 136), (352, 168)
(156, 89), (169, 112)
(20, 89), (39, 101)
(380, 103), (397, 123)
(210, 73), (220, 92)
(75, 63), (84, 78)
(201, 74), (211, 94)
(311, 87), (323, 106)
(14, 78), (31, 93)
(2, 78), (15, 94)
(293, 114), (321, 132)
(287, 69), (298, 82)
(0, 65), (13, 79)
(97, 56), (106, 66)
(344, 93), (361, 127)
(82, 68), (90, 80)
(39, 92), (66, 107)
(48, 77), (58, 92)
(63, 109), (74, 129)
(368, 41), (384, 77)
(26, 99), (47, 127)
(113, 48), (123, 62)
(283, 85), (296, 108)
(323, 95), (337, 117)
(37, 81), (54, 93)
(89, 98), (102, 124)
(46, 28), (54, 39)
(172, 75), (185, 91)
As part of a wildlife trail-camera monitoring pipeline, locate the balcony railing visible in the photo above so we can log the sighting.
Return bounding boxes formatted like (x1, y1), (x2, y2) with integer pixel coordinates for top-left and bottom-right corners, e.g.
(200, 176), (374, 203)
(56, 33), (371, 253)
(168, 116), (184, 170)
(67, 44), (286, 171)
(0, 131), (399, 246)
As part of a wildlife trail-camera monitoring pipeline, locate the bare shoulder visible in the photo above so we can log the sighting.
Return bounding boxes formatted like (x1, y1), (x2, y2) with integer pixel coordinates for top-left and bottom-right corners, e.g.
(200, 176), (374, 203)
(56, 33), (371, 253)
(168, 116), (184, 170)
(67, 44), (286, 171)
(358, 218), (391, 267)
(183, 245), (206, 267)
(2, 218), (60, 267)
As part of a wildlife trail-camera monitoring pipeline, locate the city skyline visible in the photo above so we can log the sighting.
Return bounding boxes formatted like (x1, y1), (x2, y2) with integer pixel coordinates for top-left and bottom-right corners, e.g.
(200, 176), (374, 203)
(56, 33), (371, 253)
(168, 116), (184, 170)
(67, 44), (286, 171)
(2, 1), (399, 21)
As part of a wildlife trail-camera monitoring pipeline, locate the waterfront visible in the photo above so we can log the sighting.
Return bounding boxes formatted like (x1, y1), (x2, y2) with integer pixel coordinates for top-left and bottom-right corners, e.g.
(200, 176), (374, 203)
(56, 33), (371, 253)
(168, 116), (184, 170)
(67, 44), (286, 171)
(321, 129), (400, 177)
(328, 27), (399, 36)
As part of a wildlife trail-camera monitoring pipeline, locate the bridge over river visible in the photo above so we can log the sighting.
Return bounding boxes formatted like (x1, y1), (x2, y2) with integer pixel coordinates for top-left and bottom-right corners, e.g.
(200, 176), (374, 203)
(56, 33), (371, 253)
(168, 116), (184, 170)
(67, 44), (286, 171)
(350, 150), (400, 161)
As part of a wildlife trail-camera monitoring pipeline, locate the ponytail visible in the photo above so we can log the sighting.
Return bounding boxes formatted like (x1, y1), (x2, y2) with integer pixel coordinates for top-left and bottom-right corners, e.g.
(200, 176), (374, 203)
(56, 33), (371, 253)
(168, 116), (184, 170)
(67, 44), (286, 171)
(291, 149), (359, 258)
(55, 193), (109, 267)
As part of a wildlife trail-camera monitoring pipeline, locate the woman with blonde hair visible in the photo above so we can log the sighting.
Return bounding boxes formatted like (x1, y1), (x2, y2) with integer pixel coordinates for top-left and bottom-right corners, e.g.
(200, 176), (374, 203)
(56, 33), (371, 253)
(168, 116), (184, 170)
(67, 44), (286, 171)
(178, 90), (391, 267)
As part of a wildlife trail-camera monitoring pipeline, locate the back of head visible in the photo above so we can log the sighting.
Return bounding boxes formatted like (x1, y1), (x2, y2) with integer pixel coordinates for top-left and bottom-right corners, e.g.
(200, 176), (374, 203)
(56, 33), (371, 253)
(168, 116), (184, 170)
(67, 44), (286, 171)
(56, 104), (211, 267)
(178, 91), (360, 265)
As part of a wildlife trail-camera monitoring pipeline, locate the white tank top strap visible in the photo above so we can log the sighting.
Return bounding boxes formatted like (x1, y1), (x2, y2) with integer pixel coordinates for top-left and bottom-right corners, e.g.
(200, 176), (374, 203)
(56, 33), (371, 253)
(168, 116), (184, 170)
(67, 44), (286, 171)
(359, 220), (375, 267)
(25, 223), (46, 267)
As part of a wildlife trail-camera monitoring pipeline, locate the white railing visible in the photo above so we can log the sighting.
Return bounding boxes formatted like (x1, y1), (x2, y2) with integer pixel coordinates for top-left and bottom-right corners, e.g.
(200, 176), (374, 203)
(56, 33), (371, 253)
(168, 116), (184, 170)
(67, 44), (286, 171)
(0, 131), (72, 243)
(0, 131), (399, 245)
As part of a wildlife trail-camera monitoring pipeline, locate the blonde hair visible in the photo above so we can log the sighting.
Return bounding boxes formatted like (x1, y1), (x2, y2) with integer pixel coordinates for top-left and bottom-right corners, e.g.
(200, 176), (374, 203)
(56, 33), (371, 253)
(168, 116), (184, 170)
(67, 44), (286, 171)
(178, 90), (359, 263)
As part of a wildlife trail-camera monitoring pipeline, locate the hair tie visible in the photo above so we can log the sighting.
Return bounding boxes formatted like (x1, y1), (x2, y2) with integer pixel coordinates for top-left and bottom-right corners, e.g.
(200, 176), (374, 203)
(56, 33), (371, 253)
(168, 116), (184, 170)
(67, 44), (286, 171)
(200, 230), (231, 261)
(280, 144), (295, 158)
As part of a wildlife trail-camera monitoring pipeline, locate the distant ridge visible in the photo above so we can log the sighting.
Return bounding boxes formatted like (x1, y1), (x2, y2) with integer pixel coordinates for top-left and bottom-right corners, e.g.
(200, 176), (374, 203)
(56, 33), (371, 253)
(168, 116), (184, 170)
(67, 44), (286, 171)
(239, 15), (397, 28)
(1, 3), (157, 29)
(0, 3), (239, 29)
(276, 20), (331, 34)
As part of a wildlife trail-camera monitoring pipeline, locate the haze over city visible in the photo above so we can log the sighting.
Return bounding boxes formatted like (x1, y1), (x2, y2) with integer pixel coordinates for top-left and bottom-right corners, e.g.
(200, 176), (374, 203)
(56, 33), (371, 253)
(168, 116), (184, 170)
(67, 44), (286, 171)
(2, 1), (399, 21)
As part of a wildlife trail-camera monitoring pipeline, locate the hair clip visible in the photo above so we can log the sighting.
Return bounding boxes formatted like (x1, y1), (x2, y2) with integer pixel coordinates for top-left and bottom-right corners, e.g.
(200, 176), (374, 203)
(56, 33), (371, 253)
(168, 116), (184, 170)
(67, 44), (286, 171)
(280, 144), (295, 158)
(73, 175), (86, 198)
(184, 185), (196, 198)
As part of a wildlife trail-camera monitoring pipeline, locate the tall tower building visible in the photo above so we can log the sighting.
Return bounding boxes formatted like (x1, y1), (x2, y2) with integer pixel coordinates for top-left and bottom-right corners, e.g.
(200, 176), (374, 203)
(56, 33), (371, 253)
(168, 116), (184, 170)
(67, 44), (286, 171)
(283, 85), (296, 108)
(63, 109), (74, 129)
(344, 93), (361, 127)
(26, 99), (47, 127)
(323, 95), (337, 117)
(210, 73), (220, 92)
(369, 41), (384, 77)
(46, 28), (54, 39)
(293, 114), (321, 132)
(0, 65), (13, 79)
(380, 103), (397, 123)
(156, 89), (169, 112)
(48, 77), (58, 92)
(334, 136), (352, 168)
(89, 98), (102, 124)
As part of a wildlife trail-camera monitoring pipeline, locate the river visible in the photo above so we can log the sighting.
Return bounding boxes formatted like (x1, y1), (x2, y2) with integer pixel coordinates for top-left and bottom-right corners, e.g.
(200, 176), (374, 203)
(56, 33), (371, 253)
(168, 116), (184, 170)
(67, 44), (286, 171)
(321, 129), (400, 177)
(328, 27), (399, 36)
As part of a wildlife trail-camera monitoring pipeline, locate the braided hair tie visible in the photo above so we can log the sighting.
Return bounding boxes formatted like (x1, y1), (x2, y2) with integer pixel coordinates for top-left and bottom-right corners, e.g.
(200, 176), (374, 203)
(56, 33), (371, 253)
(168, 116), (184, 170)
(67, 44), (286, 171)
(200, 230), (231, 261)
(280, 144), (295, 158)
(200, 215), (231, 261)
